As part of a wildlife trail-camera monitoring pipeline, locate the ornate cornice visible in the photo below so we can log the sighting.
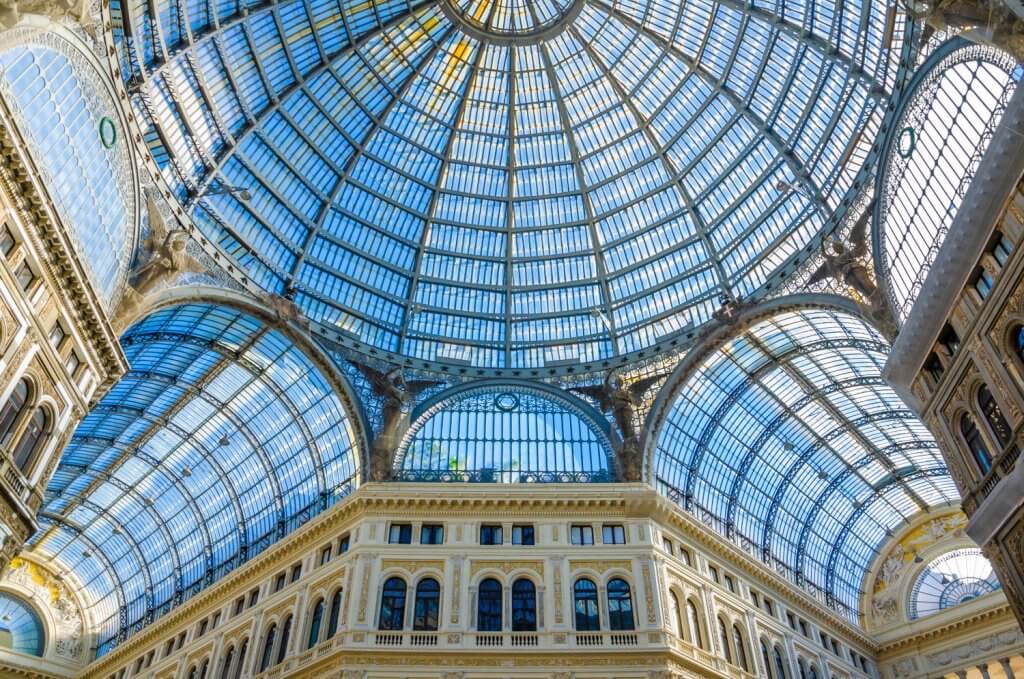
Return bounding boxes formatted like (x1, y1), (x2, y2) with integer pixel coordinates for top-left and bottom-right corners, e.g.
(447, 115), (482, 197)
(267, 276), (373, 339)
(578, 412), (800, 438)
(0, 101), (127, 391)
(875, 603), (1018, 656)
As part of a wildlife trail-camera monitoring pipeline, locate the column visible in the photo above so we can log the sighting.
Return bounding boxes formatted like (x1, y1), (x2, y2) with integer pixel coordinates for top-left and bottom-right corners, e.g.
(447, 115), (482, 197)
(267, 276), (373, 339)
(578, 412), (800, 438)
(999, 658), (1016, 679)
(955, 670), (969, 679)
(978, 663), (992, 679)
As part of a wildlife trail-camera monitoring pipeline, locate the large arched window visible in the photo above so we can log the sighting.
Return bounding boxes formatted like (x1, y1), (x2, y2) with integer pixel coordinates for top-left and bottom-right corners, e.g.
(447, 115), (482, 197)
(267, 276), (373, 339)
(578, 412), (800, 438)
(477, 578), (502, 632)
(686, 600), (703, 648)
(306, 599), (324, 649)
(218, 645), (234, 679)
(0, 379), (29, 447)
(798, 658), (808, 679)
(574, 579), (600, 631)
(511, 579), (537, 632)
(977, 385), (1015, 449)
(413, 579), (440, 631)
(378, 578), (407, 631)
(606, 579), (634, 631)
(961, 413), (993, 474)
(258, 624), (276, 673)
(733, 623), (749, 672)
(231, 638), (248, 679)
(327, 590), (343, 638)
(879, 41), (1018, 322)
(12, 407), (47, 473)
(0, 592), (45, 656)
(669, 592), (683, 638)
(718, 617), (732, 663)
(774, 644), (788, 679)
(276, 615), (292, 664)
(909, 548), (1001, 619)
(396, 386), (613, 483)
(761, 639), (774, 679)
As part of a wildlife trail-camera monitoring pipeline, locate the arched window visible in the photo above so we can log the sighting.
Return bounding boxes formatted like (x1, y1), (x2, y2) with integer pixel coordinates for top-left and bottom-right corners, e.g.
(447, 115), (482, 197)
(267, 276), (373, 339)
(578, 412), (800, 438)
(978, 385), (1015, 449)
(798, 658), (808, 679)
(413, 578), (440, 631)
(961, 413), (993, 473)
(718, 617), (732, 663)
(327, 589), (342, 638)
(12, 407), (47, 472)
(306, 599), (324, 649)
(188, 666), (198, 679)
(200, 659), (209, 679)
(606, 578), (634, 631)
(0, 379), (29, 446)
(511, 579), (537, 631)
(477, 578), (502, 631)
(686, 599), (703, 648)
(258, 625), (276, 673)
(774, 645), (788, 679)
(574, 579), (600, 631)
(276, 615), (292, 664)
(232, 639), (248, 679)
(218, 645), (234, 679)
(733, 623), (748, 671)
(378, 578), (407, 631)
(669, 592), (683, 638)
(0, 591), (44, 656)
(761, 639), (774, 679)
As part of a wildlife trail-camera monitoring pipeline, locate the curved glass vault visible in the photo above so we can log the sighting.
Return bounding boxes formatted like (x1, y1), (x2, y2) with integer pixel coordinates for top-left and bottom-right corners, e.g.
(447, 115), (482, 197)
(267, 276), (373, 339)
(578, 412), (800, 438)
(112, 0), (905, 368)
(652, 307), (958, 619)
(30, 304), (362, 653)
(0, 592), (45, 657)
(908, 548), (1001, 620)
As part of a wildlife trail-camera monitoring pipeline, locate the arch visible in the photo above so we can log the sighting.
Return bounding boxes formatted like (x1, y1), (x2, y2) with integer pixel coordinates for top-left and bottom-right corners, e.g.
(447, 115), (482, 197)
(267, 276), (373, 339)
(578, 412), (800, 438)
(378, 577), (407, 631)
(573, 578), (600, 631)
(908, 547), (1001, 619)
(960, 412), (993, 474)
(606, 578), (635, 631)
(668, 590), (683, 639)
(798, 657), (809, 679)
(232, 638), (248, 679)
(0, 591), (45, 656)
(326, 589), (343, 638)
(306, 598), (324, 649)
(648, 300), (957, 618)
(732, 622), (749, 672)
(477, 578), (502, 632)
(875, 38), (1019, 323)
(28, 302), (364, 653)
(0, 29), (138, 311)
(396, 381), (616, 482)
(511, 578), (537, 632)
(12, 405), (50, 474)
(0, 378), (30, 448)
(413, 578), (440, 631)
(276, 614), (292, 664)
(774, 644), (788, 679)
(717, 617), (732, 663)
(686, 598), (704, 649)
(976, 384), (1016, 451)
(258, 623), (277, 673)
(218, 644), (235, 679)
(761, 638), (774, 679)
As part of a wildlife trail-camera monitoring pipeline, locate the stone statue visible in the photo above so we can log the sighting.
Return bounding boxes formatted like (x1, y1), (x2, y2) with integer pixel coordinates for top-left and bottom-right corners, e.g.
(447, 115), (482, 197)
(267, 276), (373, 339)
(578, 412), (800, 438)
(570, 371), (668, 481)
(110, 196), (206, 332)
(902, 0), (1024, 60)
(0, 0), (94, 30)
(806, 205), (898, 341)
(263, 292), (309, 331)
(348, 361), (442, 480)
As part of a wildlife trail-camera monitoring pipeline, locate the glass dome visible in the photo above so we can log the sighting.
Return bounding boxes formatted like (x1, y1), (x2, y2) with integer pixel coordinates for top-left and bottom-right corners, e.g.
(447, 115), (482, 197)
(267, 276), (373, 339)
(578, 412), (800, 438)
(112, 0), (904, 369)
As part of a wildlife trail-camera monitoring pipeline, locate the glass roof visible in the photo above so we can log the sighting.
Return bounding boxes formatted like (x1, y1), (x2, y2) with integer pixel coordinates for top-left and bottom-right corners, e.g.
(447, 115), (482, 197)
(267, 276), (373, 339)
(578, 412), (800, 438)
(652, 307), (958, 619)
(30, 304), (362, 654)
(908, 548), (1000, 620)
(0, 592), (45, 657)
(395, 384), (614, 481)
(111, 0), (904, 368)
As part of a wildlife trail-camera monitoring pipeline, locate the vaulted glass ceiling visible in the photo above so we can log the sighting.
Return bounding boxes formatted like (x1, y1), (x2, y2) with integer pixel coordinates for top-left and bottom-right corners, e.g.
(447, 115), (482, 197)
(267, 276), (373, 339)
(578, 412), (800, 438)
(112, 0), (904, 368)
(652, 307), (957, 619)
(30, 304), (362, 654)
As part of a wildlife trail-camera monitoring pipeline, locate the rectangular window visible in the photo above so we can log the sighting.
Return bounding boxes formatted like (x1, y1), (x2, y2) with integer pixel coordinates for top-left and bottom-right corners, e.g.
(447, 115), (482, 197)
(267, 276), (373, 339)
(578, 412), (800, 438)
(787, 612), (796, 629)
(708, 565), (719, 584)
(274, 573), (286, 592)
(750, 590), (760, 607)
(164, 639), (174, 657)
(198, 619), (208, 637)
(65, 352), (80, 377)
(248, 589), (259, 607)
(512, 524), (534, 545)
(662, 537), (674, 554)
(290, 564), (302, 582)
(338, 534), (350, 553)
(0, 224), (14, 256)
(724, 574), (735, 593)
(146, 651), (154, 668)
(212, 612), (220, 628)
(679, 547), (692, 566)
(49, 323), (65, 348)
(388, 523), (412, 544)
(176, 632), (186, 650)
(570, 524), (594, 545)
(320, 546), (332, 566)
(765, 599), (775, 616)
(602, 524), (625, 544)
(993, 232), (1013, 266)
(799, 619), (809, 637)
(14, 261), (34, 291)
(480, 524), (503, 545)
(234, 597), (245, 615)
(973, 267), (994, 298)
(420, 524), (444, 544)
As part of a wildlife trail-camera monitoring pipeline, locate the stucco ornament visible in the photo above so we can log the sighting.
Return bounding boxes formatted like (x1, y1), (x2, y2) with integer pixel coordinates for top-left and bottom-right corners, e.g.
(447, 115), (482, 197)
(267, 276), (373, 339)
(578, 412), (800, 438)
(3, 558), (84, 660)
(0, 0), (93, 30)
(901, 0), (1024, 59)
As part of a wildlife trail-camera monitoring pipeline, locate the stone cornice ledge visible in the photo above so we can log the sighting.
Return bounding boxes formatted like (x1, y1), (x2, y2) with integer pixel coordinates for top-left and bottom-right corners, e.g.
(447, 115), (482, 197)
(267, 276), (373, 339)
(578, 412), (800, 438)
(876, 603), (1017, 656)
(885, 82), (1024, 403)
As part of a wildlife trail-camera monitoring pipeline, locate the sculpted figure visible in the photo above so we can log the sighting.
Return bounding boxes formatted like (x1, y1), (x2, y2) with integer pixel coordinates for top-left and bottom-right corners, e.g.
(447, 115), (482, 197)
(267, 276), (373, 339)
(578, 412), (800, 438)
(0, 0), (93, 30)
